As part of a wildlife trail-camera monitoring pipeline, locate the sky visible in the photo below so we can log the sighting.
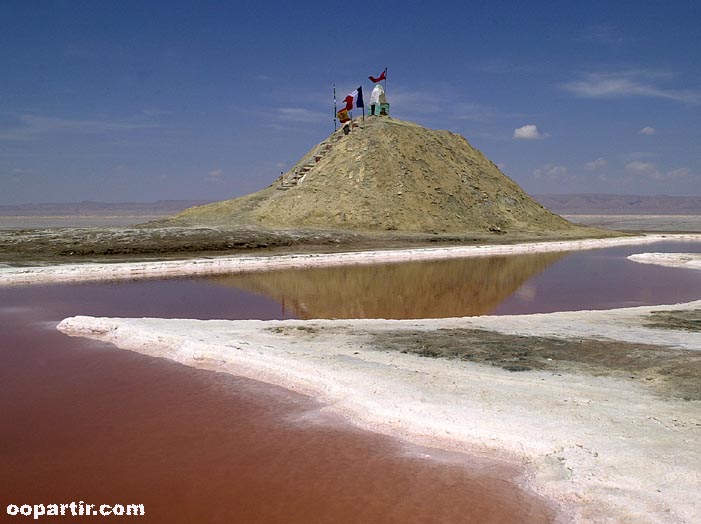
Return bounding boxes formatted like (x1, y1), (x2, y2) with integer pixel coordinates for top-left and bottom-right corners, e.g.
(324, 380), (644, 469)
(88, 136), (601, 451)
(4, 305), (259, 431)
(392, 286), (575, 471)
(1, 0), (700, 205)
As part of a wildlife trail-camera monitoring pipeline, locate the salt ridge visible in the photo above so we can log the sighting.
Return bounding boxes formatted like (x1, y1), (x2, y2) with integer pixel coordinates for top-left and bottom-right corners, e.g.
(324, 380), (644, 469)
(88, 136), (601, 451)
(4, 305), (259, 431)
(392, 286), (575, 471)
(58, 300), (701, 524)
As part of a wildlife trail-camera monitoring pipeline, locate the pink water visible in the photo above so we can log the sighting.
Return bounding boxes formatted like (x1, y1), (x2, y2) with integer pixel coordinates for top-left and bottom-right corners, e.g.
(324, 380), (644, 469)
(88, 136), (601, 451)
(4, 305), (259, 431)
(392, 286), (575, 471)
(0, 290), (552, 523)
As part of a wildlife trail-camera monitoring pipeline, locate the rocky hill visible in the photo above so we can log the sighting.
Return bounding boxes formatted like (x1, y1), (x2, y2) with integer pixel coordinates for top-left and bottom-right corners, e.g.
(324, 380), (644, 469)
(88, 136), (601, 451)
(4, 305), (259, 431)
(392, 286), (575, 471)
(163, 117), (585, 235)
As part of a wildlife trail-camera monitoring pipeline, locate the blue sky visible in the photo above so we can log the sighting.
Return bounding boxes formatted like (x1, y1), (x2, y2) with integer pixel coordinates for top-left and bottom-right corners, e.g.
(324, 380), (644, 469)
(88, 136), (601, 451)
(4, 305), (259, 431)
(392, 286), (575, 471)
(1, 0), (699, 204)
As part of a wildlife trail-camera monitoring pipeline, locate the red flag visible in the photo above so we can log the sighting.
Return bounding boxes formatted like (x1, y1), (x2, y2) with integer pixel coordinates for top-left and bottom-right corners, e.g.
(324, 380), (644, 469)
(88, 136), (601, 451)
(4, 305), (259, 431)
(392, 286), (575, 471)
(369, 68), (387, 83)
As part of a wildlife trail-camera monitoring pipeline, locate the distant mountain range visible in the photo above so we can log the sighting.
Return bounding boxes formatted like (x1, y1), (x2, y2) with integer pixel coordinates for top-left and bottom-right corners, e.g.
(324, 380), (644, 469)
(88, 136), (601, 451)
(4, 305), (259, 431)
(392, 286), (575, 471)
(1, 194), (699, 218)
(0, 200), (213, 216)
(533, 194), (701, 215)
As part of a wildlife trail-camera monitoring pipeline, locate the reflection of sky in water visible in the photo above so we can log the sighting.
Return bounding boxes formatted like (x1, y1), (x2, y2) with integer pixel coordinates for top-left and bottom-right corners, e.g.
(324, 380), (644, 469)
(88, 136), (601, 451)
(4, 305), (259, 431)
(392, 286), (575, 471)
(0, 278), (297, 323)
(494, 241), (701, 315)
(513, 282), (537, 301)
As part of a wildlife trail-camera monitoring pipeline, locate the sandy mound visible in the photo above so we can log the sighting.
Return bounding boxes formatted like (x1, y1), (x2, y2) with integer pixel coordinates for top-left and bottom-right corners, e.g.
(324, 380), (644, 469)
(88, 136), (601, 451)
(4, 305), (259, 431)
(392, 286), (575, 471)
(165, 117), (583, 235)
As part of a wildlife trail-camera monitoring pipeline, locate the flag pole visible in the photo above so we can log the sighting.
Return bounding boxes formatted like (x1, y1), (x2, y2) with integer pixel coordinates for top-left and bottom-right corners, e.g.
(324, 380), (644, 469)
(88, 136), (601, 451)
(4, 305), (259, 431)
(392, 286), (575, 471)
(333, 84), (337, 132)
(384, 67), (387, 95)
(359, 85), (364, 124)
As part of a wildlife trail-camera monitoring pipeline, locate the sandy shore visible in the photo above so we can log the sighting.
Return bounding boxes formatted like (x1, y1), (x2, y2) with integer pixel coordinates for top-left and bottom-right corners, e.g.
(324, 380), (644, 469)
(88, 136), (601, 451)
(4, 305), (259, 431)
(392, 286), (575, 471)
(2, 233), (700, 286)
(58, 299), (701, 524)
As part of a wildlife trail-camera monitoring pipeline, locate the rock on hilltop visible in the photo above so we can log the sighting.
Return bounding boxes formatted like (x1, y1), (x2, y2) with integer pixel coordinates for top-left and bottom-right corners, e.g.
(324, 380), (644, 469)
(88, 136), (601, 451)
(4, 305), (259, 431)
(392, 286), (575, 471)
(165, 117), (582, 235)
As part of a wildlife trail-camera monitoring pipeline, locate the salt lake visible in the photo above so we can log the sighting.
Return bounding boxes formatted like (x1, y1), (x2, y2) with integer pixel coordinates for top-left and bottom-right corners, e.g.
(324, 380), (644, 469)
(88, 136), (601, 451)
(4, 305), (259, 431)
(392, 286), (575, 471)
(2, 239), (699, 523)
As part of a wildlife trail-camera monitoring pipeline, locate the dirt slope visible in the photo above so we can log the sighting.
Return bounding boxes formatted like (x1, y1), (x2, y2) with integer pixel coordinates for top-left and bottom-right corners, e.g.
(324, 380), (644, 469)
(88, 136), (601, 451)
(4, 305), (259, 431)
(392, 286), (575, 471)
(166, 117), (585, 235)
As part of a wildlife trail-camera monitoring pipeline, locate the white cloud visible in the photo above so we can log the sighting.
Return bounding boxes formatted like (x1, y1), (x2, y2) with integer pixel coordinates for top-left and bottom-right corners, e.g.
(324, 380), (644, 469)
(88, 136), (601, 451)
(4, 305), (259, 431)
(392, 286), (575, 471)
(666, 167), (691, 178)
(651, 167), (691, 181)
(277, 107), (328, 124)
(468, 59), (537, 74)
(584, 157), (607, 170)
(560, 72), (701, 105)
(0, 114), (161, 141)
(387, 89), (443, 115)
(453, 103), (500, 122)
(21, 114), (159, 133)
(624, 162), (693, 181)
(638, 126), (656, 135)
(624, 151), (657, 162)
(533, 164), (571, 182)
(207, 169), (224, 182)
(141, 108), (172, 117)
(513, 124), (548, 140)
(582, 24), (624, 45)
(453, 102), (531, 123)
(625, 161), (657, 174)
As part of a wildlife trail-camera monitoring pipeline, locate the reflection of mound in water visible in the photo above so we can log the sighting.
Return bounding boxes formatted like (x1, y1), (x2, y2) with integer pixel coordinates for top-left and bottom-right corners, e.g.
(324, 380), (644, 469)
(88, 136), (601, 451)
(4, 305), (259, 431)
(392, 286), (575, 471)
(211, 252), (566, 319)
